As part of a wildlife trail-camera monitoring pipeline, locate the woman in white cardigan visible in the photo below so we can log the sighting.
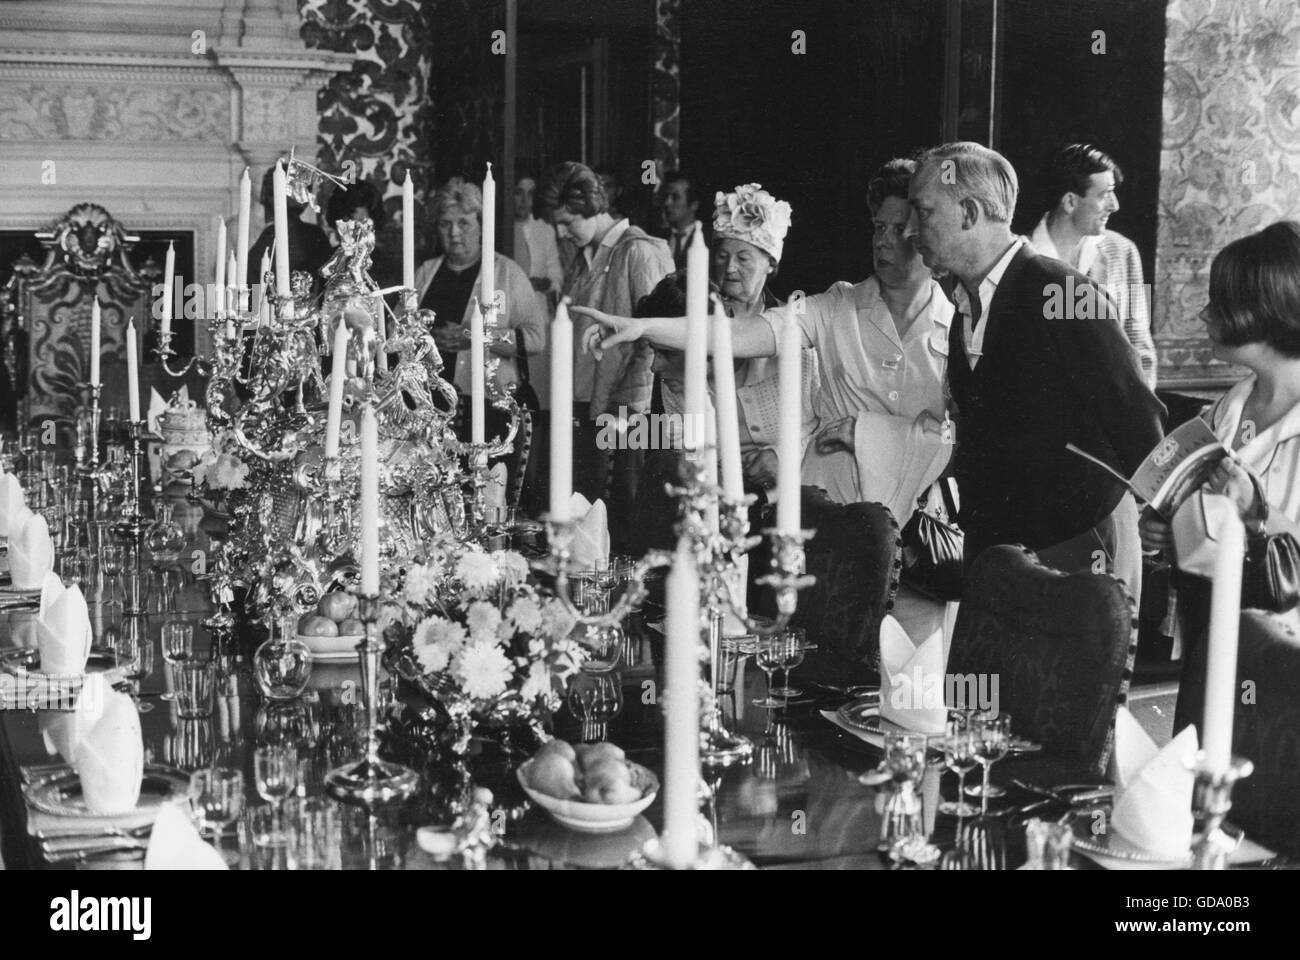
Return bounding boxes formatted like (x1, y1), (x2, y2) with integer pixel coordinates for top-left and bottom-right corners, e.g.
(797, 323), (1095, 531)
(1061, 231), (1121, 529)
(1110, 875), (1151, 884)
(413, 178), (546, 404)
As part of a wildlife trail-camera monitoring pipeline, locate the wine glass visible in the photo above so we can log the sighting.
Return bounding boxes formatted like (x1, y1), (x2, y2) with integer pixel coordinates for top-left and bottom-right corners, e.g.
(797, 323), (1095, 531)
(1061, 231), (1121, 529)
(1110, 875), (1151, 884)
(113, 615), (155, 713)
(99, 542), (124, 612)
(567, 669), (624, 742)
(769, 627), (806, 699)
(938, 718), (980, 817)
(189, 767), (245, 864)
(967, 713), (1012, 814)
(160, 620), (194, 703)
(58, 551), (90, 592)
(752, 635), (787, 708)
(254, 744), (299, 834)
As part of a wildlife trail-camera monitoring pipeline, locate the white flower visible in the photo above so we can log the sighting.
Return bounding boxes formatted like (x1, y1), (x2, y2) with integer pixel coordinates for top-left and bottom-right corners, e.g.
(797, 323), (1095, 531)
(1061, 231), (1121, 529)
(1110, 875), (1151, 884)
(493, 550), (530, 588)
(412, 615), (466, 673)
(507, 596), (543, 635)
(456, 551), (499, 593)
(519, 660), (553, 702)
(539, 598), (577, 641)
(211, 453), (249, 490)
(466, 601), (503, 642)
(403, 563), (441, 607)
(452, 642), (514, 700)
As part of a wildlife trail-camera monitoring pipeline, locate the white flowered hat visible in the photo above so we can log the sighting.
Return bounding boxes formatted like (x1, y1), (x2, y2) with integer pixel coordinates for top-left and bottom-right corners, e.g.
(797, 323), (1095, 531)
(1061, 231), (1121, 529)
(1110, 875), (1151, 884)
(712, 183), (793, 263)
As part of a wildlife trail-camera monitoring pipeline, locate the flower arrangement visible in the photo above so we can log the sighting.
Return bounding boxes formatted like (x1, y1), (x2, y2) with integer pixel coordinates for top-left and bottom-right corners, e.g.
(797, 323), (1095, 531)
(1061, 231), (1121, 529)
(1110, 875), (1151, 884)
(191, 428), (251, 492)
(386, 539), (585, 751)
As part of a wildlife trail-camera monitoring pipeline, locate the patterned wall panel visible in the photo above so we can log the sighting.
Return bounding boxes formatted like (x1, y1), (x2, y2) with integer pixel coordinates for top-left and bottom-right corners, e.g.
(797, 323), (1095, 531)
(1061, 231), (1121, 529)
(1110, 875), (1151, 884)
(1156, 0), (1300, 386)
(652, 0), (680, 173)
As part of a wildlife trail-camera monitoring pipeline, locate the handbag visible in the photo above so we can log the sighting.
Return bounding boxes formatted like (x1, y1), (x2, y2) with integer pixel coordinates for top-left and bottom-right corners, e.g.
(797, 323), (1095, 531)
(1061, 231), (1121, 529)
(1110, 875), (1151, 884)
(1241, 473), (1300, 614)
(513, 328), (540, 411)
(900, 477), (964, 602)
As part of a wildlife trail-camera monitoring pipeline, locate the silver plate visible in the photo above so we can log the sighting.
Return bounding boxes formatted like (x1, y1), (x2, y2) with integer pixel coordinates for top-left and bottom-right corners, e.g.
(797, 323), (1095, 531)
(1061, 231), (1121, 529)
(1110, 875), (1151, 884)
(24, 764), (190, 818)
(0, 646), (120, 679)
(0, 583), (42, 597)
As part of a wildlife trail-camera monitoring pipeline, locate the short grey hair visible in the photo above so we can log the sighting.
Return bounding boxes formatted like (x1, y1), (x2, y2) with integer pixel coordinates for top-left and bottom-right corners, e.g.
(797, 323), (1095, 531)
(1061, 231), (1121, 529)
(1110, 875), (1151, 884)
(917, 142), (1018, 224)
(430, 177), (483, 223)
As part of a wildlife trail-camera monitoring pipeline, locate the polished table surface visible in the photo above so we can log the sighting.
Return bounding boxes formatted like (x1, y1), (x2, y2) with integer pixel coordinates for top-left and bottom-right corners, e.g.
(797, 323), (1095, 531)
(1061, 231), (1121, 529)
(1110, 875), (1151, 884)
(0, 497), (1153, 871)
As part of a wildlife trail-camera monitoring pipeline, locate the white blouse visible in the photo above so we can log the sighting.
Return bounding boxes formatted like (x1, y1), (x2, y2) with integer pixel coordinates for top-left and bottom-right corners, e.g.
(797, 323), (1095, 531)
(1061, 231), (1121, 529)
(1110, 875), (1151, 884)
(1206, 374), (1300, 526)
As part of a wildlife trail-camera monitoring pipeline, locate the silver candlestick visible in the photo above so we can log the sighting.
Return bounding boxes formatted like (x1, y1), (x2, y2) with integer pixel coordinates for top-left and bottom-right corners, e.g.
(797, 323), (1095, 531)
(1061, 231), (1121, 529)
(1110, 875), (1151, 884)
(325, 593), (421, 805)
(1189, 752), (1253, 870)
(112, 420), (148, 541)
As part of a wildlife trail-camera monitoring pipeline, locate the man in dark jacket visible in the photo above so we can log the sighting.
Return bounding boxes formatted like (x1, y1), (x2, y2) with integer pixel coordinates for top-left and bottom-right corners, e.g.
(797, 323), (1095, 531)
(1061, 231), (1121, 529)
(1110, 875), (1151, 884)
(908, 142), (1164, 600)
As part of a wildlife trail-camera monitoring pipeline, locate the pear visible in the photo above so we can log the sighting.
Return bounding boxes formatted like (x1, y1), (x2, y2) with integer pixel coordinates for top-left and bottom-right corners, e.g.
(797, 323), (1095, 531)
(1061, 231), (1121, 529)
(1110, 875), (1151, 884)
(575, 741), (625, 770)
(535, 739), (577, 764)
(582, 761), (638, 804)
(529, 753), (580, 801)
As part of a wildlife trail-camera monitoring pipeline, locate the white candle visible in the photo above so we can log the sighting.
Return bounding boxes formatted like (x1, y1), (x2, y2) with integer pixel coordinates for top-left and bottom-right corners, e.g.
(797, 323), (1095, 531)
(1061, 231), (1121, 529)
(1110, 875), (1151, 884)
(325, 319), (348, 458)
(470, 295), (485, 444)
(684, 223), (708, 450)
(710, 300), (744, 499)
(777, 315), (802, 533)
(481, 162), (495, 306)
(402, 172), (415, 291)
(125, 319), (140, 422)
(90, 298), (101, 386)
(214, 219), (226, 319)
(549, 300), (573, 521)
(236, 167), (251, 303)
(160, 241), (175, 340)
(225, 251), (237, 339)
(663, 538), (701, 868)
(359, 403), (381, 595)
(272, 160), (293, 316)
(1203, 509), (1246, 772)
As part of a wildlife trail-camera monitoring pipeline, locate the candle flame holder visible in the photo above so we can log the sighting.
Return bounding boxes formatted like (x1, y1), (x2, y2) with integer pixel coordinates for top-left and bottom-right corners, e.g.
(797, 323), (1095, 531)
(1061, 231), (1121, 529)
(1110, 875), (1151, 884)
(1188, 752), (1253, 870)
(324, 593), (422, 805)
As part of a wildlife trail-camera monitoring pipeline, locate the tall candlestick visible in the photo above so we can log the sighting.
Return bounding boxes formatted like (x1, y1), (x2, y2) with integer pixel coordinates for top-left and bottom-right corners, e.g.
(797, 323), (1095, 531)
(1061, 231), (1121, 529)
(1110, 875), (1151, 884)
(90, 298), (101, 386)
(272, 160), (293, 317)
(214, 219), (226, 319)
(359, 404), (381, 595)
(481, 162), (496, 306)
(125, 319), (140, 422)
(236, 167), (251, 296)
(549, 300), (574, 521)
(777, 315), (802, 533)
(325, 319), (348, 458)
(684, 223), (708, 450)
(1203, 509), (1246, 772)
(225, 251), (237, 339)
(160, 241), (175, 340)
(710, 300), (744, 498)
(663, 539), (701, 868)
(470, 298), (485, 445)
(402, 172), (415, 291)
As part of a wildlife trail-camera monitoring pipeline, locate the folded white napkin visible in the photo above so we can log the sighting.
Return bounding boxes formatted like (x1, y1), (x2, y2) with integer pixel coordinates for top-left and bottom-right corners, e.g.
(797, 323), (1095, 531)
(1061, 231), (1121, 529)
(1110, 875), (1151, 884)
(879, 615), (949, 734)
(9, 512), (54, 589)
(568, 492), (610, 569)
(1110, 706), (1197, 860)
(148, 387), (168, 435)
(0, 472), (27, 537)
(145, 802), (228, 870)
(37, 572), (92, 675)
(73, 675), (144, 815)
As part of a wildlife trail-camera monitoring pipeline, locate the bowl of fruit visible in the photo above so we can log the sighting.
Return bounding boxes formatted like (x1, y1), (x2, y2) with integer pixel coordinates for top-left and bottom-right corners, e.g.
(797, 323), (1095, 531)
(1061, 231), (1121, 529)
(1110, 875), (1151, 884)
(295, 591), (367, 659)
(517, 739), (658, 833)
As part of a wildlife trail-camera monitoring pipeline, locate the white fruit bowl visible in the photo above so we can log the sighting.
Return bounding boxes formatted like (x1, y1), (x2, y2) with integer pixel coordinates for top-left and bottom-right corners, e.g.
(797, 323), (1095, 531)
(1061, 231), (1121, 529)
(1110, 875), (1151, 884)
(517, 759), (659, 833)
(294, 632), (365, 658)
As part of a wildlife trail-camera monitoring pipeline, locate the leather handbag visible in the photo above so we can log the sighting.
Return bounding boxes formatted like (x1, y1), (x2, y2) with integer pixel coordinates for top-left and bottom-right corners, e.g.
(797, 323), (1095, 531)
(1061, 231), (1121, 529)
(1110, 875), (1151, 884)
(900, 477), (964, 602)
(1242, 473), (1300, 614)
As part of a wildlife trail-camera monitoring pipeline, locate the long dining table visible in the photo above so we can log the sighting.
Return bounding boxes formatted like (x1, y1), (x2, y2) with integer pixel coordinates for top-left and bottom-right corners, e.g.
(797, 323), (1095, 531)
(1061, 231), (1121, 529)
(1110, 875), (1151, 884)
(0, 495), (1279, 871)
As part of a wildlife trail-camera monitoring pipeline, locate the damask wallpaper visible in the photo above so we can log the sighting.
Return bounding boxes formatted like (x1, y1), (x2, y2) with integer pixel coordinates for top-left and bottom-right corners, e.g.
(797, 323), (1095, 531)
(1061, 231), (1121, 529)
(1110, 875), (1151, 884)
(1156, 0), (1300, 386)
(653, 0), (681, 173)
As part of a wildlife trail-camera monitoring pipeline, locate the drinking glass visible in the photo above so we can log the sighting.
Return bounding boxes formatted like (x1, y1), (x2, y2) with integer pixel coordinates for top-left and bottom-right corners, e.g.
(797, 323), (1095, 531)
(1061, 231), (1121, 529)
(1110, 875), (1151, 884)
(121, 565), (150, 615)
(967, 713), (1011, 812)
(287, 798), (341, 870)
(1024, 818), (1073, 870)
(939, 719), (980, 817)
(167, 717), (214, 771)
(113, 615), (154, 713)
(160, 620), (194, 702)
(567, 669), (624, 742)
(254, 744), (299, 814)
(175, 660), (216, 718)
(98, 542), (124, 611)
(769, 627), (806, 699)
(189, 767), (245, 863)
(58, 551), (91, 592)
(879, 732), (929, 856)
(246, 805), (294, 870)
(752, 635), (786, 708)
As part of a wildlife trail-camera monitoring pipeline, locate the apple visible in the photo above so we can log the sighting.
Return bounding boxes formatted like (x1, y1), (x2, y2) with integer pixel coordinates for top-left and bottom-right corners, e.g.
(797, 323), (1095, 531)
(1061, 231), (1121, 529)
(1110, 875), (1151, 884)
(575, 742), (624, 770)
(337, 618), (365, 637)
(529, 753), (580, 801)
(298, 614), (339, 637)
(582, 762), (637, 804)
(318, 591), (357, 622)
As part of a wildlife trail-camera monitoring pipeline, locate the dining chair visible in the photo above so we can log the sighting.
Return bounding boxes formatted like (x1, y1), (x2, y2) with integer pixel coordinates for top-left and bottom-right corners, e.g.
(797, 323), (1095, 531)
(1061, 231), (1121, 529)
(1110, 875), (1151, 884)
(1175, 608), (1300, 857)
(948, 544), (1138, 776)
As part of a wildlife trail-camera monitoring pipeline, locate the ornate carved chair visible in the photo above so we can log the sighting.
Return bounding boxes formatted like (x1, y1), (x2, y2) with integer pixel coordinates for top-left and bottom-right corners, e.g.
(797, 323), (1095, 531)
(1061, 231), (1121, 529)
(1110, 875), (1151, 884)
(1, 203), (158, 430)
(948, 544), (1138, 777)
